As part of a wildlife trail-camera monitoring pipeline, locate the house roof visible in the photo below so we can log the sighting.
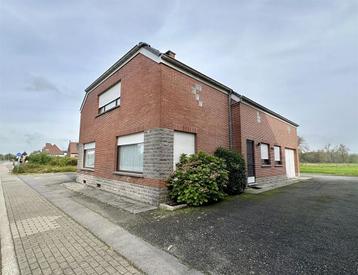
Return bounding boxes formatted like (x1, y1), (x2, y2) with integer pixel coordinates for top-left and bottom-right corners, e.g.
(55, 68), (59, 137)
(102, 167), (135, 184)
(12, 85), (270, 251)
(42, 143), (63, 155)
(82, 42), (298, 127)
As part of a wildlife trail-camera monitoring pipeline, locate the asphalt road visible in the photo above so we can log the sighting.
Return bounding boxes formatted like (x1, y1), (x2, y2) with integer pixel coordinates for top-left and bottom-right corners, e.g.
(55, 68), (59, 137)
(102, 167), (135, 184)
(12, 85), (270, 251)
(17, 174), (358, 274)
(130, 175), (358, 274)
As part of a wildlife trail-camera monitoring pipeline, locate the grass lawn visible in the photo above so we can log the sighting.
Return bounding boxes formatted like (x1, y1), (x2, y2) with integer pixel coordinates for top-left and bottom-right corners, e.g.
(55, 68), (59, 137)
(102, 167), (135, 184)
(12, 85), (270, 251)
(12, 163), (76, 174)
(300, 163), (358, 177)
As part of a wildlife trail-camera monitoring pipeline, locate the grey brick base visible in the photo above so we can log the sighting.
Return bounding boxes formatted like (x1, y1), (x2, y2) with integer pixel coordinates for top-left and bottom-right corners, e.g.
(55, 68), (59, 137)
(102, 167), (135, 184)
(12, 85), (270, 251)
(143, 128), (174, 179)
(76, 173), (167, 206)
(255, 175), (288, 185)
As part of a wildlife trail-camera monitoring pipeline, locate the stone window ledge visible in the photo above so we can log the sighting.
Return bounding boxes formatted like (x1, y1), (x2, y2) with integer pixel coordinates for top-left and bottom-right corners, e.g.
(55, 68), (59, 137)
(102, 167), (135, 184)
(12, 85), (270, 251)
(113, 171), (144, 178)
(81, 168), (94, 172)
(261, 165), (271, 168)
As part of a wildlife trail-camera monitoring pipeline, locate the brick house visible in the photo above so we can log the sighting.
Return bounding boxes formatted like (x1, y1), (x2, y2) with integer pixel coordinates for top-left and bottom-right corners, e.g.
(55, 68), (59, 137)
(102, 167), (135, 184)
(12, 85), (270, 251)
(67, 141), (79, 158)
(42, 143), (65, 157)
(77, 42), (299, 205)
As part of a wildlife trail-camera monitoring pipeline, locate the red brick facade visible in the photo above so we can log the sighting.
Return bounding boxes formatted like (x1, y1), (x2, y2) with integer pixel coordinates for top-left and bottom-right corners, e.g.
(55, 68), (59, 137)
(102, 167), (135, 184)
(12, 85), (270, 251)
(78, 44), (299, 200)
(79, 54), (164, 187)
(232, 102), (299, 179)
(160, 64), (230, 153)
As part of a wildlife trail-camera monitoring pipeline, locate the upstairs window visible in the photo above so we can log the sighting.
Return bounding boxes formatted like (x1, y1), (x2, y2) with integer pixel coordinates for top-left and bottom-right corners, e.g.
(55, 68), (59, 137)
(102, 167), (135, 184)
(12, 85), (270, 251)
(84, 142), (95, 169)
(260, 143), (270, 165)
(98, 82), (121, 114)
(274, 146), (282, 165)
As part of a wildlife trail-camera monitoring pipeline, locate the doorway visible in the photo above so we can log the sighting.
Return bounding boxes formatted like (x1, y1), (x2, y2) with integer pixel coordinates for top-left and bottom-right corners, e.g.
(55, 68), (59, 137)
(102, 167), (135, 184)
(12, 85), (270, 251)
(246, 140), (256, 184)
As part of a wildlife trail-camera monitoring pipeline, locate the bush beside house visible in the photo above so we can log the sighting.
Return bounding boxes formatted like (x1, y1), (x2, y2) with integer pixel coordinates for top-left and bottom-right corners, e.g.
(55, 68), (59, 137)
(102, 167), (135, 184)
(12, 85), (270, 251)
(13, 152), (77, 174)
(214, 147), (247, 194)
(168, 152), (228, 206)
(168, 149), (246, 206)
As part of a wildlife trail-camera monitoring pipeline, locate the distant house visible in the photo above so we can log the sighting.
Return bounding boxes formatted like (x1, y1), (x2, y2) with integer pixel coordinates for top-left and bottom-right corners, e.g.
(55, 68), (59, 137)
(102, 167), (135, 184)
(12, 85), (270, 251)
(42, 143), (65, 156)
(67, 141), (79, 158)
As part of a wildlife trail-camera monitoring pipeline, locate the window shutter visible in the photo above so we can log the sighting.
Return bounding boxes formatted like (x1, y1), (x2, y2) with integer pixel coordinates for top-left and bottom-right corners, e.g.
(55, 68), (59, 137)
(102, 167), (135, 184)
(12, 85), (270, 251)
(84, 142), (95, 150)
(260, 144), (269, 160)
(117, 132), (144, 146)
(173, 132), (195, 167)
(99, 82), (121, 108)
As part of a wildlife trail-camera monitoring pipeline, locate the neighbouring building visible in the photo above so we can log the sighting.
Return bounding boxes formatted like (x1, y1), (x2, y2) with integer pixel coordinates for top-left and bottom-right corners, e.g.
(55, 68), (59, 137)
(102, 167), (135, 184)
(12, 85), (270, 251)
(42, 143), (65, 157)
(77, 42), (299, 205)
(67, 141), (79, 158)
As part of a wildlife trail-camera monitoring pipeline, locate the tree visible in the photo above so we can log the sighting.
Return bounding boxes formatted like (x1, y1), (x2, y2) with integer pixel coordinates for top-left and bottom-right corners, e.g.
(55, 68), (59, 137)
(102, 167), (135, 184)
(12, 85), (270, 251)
(348, 154), (358, 163)
(336, 144), (349, 163)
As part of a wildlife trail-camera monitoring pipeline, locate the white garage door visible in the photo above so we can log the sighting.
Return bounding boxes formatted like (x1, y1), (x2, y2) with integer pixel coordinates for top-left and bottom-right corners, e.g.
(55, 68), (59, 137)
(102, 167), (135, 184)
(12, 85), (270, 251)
(173, 132), (195, 168)
(285, 149), (296, 178)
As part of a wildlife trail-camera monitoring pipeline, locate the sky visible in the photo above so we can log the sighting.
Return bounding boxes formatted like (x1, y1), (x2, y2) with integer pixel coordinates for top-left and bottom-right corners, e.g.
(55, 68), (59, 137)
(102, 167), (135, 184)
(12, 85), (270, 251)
(0, 0), (357, 154)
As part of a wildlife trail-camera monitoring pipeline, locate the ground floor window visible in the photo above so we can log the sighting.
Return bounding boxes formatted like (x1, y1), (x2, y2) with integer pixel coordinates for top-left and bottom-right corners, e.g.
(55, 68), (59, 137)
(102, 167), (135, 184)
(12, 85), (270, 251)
(83, 142), (95, 168)
(173, 131), (196, 168)
(274, 145), (282, 165)
(117, 133), (144, 173)
(260, 143), (270, 165)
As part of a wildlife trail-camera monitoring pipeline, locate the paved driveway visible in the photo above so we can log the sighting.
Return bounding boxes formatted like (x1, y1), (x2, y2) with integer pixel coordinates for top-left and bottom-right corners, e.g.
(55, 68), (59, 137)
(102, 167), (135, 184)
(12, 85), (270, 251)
(130, 175), (358, 274)
(16, 174), (358, 274)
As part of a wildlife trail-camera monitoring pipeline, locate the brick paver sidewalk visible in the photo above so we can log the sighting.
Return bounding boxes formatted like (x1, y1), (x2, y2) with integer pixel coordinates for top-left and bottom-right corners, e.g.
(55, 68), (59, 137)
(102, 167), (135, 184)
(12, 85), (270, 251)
(1, 172), (142, 275)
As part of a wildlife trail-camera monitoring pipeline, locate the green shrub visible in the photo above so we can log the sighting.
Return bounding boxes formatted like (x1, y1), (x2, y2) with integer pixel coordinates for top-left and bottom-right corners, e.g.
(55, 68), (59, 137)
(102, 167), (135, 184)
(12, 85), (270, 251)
(12, 165), (26, 174)
(168, 151), (228, 206)
(28, 152), (52, 165)
(12, 163), (76, 174)
(214, 147), (247, 194)
(64, 157), (77, 166)
(28, 153), (77, 167)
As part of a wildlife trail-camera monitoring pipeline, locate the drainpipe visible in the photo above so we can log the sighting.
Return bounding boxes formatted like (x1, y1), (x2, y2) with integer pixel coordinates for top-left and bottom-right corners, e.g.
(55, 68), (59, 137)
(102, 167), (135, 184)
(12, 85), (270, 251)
(228, 90), (233, 149)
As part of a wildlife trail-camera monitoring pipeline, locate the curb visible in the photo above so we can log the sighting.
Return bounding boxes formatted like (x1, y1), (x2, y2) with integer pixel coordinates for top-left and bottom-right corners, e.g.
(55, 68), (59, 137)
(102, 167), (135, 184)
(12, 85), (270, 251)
(0, 175), (20, 275)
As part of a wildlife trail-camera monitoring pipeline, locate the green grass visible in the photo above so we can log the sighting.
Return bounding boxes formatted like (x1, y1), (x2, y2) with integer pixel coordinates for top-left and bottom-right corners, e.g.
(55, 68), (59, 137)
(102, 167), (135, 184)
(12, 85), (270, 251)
(300, 163), (358, 177)
(12, 163), (77, 174)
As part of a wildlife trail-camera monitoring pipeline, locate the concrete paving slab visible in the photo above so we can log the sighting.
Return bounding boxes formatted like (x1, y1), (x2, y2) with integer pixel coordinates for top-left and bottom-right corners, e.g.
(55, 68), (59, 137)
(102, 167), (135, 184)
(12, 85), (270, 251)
(63, 181), (158, 214)
(19, 173), (203, 275)
(1, 166), (142, 275)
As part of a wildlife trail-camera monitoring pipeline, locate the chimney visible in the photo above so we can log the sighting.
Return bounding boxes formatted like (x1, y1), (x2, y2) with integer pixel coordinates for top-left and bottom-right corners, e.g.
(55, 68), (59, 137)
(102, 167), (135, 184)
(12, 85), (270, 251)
(165, 50), (176, 59)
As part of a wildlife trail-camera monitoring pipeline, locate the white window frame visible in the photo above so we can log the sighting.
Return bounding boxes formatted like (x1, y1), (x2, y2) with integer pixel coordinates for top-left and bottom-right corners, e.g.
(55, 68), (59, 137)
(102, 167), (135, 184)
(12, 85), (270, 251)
(260, 143), (270, 165)
(98, 82), (121, 114)
(83, 142), (95, 169)
(117, 133), (144, 173)
(274, 145), (282, 165)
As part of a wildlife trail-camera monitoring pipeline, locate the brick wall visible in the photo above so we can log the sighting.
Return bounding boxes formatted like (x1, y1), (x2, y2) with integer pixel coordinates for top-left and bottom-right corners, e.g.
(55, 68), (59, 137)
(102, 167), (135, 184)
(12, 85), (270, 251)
(160, 64), (230, 153)
(235, 102), (299, 179)
(79, 53), (163, 185)
(231, 102), (241, 152)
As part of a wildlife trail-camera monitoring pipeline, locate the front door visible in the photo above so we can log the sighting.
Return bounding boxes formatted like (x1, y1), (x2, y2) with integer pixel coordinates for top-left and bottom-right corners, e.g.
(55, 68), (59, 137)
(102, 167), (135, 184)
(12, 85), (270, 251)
(285, 148), (296, 178)
(246, 140), (256, 184)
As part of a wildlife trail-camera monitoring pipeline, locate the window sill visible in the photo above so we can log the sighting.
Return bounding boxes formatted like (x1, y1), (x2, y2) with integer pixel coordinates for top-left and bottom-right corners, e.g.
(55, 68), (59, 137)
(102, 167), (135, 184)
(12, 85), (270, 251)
(96, 105), (120, 118)
(274, 164), (283, 167)
(113, 171), (143, 178)
(81, 168), (94, 172)
(261, 164), (271, 168)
